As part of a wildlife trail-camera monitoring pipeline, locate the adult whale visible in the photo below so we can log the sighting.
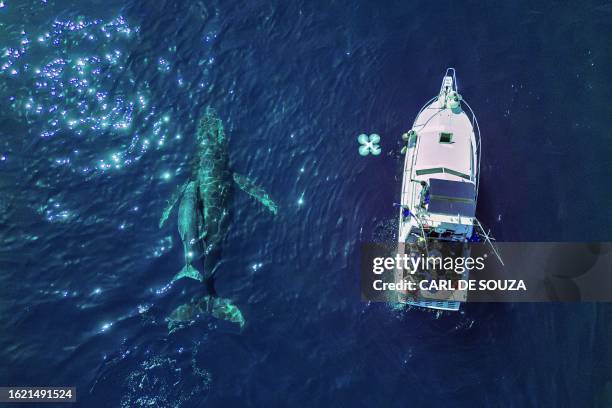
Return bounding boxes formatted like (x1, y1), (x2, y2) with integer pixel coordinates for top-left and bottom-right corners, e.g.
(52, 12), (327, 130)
(159, 108), (278, 330)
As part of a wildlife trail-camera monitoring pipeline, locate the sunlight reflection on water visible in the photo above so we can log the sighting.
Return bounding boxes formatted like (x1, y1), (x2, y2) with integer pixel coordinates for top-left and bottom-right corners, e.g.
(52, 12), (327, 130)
(0, 15), (180, 175)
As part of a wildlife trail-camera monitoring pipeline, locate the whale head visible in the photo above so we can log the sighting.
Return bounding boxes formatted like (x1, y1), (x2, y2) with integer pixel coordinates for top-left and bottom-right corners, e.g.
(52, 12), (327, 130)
(196, 107), (225, 146)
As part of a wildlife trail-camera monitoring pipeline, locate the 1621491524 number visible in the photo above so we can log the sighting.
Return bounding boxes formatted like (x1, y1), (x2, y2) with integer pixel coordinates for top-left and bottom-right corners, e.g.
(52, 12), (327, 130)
(0, 387), (76, 403)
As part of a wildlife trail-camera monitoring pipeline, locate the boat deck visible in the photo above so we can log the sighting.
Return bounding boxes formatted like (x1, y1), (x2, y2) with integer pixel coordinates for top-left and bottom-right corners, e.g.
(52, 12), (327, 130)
(399, 97), (478, 242)
(412, 101), (474, 181)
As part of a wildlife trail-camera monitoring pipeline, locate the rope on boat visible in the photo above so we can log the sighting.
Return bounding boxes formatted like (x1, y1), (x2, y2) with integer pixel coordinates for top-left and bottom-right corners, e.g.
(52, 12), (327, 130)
(474, 218), (504, 266)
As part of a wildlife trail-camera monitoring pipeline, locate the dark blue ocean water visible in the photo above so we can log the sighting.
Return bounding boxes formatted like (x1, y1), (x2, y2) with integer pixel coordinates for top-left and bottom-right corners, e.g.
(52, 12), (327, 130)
(1, 1), (612, 406)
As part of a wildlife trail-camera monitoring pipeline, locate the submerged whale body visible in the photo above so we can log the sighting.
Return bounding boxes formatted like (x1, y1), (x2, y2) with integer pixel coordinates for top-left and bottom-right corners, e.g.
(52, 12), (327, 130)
(160, 108), (278, 330)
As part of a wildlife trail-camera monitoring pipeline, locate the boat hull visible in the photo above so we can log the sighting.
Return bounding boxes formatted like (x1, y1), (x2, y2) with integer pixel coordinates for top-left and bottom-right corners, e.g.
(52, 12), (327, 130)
(395, 69), (481, 312)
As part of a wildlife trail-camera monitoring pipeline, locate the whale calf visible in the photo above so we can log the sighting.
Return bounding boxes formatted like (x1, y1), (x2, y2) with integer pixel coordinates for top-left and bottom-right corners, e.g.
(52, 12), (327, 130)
(173, 180), (204, 283)
(160, 108), (277, 330)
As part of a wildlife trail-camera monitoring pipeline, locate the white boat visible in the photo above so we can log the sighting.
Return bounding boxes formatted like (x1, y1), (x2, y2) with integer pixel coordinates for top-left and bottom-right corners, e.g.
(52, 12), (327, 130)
(395, 68), (481, 311)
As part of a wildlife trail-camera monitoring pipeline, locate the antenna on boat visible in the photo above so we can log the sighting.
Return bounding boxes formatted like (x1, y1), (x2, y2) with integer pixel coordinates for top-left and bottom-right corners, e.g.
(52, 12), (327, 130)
(474, 219), (504, 266)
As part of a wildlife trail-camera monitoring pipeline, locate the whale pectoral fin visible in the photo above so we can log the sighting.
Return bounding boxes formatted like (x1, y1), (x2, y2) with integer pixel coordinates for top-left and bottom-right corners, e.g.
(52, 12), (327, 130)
(232, 173), (278, 215)
(159, 180), (190, 228)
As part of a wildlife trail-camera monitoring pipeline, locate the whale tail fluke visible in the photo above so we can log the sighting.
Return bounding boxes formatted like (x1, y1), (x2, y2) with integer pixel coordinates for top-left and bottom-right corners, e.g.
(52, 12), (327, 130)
(206, 296), (245, 329)
(171, 264), (204, 283)
(166, 295), (246, 333)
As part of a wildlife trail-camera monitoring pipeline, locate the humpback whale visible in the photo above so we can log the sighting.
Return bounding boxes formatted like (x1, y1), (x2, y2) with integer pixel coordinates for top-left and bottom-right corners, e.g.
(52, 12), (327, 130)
(160, 108), (277, 331)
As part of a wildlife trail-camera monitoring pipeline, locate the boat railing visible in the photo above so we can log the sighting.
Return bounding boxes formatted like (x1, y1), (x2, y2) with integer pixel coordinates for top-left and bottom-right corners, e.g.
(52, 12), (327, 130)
(462, 99), (481, 200)
(414, 96), (438, 126)
(441, 67), (458, 93)
(443, 67), (481, 198)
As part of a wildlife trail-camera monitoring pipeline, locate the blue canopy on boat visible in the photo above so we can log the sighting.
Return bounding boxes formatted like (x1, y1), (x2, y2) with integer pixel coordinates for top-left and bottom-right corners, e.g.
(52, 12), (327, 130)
(427, 178), (476, 217)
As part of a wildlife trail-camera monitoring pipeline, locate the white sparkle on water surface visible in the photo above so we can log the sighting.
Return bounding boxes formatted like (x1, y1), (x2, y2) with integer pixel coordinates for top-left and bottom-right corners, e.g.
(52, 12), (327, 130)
(0, 15), (184, 176)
